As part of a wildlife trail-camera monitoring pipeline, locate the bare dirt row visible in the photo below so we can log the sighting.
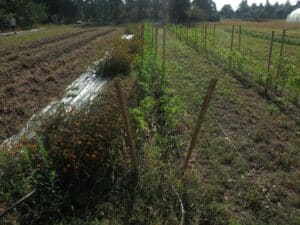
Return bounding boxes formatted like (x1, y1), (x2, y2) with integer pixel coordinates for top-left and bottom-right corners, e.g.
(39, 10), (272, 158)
(0, 26), (121, 143)
(0, 28), (116, 79)
(0, 27), (97, 58)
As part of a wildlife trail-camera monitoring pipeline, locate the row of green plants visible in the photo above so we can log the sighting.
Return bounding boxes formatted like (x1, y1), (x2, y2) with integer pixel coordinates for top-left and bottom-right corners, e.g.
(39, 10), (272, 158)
(224, 28), (300, 46)
(170, 24), (300, 103)
(128, 23), (244, 225)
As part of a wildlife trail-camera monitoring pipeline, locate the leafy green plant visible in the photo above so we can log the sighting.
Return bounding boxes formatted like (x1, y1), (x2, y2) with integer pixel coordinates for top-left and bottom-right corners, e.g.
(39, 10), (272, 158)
(224, 28), (300, 46)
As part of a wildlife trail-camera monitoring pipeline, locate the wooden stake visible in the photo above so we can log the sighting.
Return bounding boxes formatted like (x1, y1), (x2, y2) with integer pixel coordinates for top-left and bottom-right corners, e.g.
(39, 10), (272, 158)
(114, 80), (139, 171)
(0, 190), (35, 219)
(238, 25), (242, 51)
(277, 29), (286, 79)
(196, 27), (199, 47)
(155, 26), (158, 60)
(162, 26), (166, 80)
(141, 24), (145, 72)
(179, 25), (181, 40)
(213, 24), (216, 46)
(266, 31), (275, 95)
(204, 24), (207, 53)
(229, 25), (235, 70)
(186, 26), (189, 41)
(181, 79), (218, 175)
(152, 23), (154, 47)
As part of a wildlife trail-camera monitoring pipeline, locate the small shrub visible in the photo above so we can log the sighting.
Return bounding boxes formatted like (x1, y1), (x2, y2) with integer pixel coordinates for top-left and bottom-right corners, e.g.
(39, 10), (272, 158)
(97, 38), (140, 78)
(102, 50), (132, 77)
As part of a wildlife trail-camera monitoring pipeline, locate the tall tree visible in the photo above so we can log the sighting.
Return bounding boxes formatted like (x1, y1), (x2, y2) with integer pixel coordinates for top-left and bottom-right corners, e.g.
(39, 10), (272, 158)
(220, 4), (234, 18)
(108, 0), (124, 21)
(236, 0), (250, 18)
(169, 0), (190, 23)
(151, 0), (161, 20)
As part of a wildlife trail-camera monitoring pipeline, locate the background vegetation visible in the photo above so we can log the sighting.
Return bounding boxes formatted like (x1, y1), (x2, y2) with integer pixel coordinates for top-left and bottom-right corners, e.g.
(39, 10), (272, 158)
(220, 0), (299, 20)
(1, 0), (298, 31)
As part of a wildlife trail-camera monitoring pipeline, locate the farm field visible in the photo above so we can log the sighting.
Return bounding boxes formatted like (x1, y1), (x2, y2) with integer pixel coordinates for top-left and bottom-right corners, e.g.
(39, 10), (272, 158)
(215, 20), (300, 64)
(0, 24), (84, 47)
(0, 21), (299, 224)
(218, 19), (300, 36)
(0, 25), (122, 143)
(158, 25), (300, 224)
(172, 20), (300, 109)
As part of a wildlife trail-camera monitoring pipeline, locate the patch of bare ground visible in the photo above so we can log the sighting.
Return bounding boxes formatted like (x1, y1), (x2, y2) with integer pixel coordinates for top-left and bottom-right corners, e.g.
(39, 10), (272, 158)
(164, 31), (299, 224)
(0, 28), (117, 76)
(0, 28), (97, 58)
(0, 27), (122, 143)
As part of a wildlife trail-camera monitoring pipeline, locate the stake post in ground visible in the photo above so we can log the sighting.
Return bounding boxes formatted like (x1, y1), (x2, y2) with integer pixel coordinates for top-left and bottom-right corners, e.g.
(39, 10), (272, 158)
(277, 29), (286, 80)
(181, 78), (218, 175)
(115, 80), (139, 171)
(229, 25), (235, 70)
(204, 24), (207, 54)
(213, 24), (216, 46)
(266, 31), (275, 96)
(238, 25), (242, 51)
(162, 26), (166, 81)
(155, 26), (158, 60)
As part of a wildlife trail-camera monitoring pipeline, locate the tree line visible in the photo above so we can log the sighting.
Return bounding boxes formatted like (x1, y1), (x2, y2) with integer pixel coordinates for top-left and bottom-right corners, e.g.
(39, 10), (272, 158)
(220, 0), (299, 20)
(0, 0), (219, 30)
(0, 0), (299, 31)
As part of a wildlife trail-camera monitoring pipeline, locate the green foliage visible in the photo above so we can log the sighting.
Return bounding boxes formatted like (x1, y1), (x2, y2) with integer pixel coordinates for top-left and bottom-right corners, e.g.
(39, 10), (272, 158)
(19, 1), (47, 28)
(161, 88), (185, 128)
(0, 0), (47, 29)
(224, 29), (300, 46)
(186, 6), (208, 22)
(234, 0), (294, 20)
(131, 96), (155, 131)
(281, 56), (300, 97)
(220, 4), (235, 18)
(0, 9), (10, 30)
(171, 24), (299, 103)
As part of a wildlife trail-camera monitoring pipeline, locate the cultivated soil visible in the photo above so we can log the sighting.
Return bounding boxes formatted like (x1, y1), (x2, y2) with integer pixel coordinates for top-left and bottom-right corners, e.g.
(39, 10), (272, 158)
(0, 26), (122, 143)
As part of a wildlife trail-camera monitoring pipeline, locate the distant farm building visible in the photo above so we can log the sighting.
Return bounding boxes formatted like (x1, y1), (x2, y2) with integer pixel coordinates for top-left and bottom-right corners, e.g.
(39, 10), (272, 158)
(286, 8), (300, 22)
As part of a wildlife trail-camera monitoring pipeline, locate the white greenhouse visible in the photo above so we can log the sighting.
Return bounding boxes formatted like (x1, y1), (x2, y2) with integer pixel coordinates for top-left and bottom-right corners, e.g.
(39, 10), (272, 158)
(286, 8), (300, 22)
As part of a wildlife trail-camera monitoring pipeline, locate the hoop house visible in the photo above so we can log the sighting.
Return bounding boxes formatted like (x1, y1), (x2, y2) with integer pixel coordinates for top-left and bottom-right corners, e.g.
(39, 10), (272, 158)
(286, 8), (300, 22)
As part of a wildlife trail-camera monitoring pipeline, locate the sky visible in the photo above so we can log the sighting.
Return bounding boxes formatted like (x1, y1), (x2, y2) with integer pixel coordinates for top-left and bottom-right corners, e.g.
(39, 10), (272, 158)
(214, 0), (298, 11)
